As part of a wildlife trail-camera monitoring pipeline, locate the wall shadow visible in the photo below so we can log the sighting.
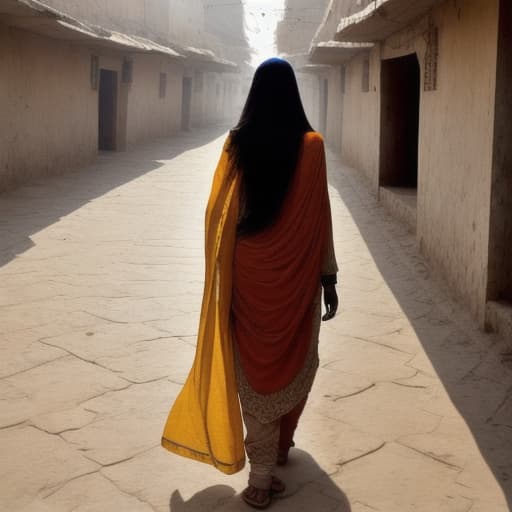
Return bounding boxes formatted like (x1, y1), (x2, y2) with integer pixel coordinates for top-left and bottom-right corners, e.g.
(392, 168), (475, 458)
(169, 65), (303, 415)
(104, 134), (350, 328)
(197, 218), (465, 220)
(327, 152), (512, 509)
(0, 124), (230, 269)
(169, 450), (351, 511)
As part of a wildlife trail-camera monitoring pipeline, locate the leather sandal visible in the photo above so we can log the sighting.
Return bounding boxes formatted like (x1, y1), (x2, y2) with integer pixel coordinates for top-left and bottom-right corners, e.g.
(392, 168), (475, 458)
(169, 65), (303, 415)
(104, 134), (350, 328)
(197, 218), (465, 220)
(242, 477), (286, 509)
(270, 476), (285, 494)
(242, 486), (271, 509)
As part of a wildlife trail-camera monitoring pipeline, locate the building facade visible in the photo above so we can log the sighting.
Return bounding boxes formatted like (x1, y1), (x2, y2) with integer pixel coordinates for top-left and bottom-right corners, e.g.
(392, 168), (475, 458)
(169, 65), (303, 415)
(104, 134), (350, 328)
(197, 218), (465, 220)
(0, 0), (249, 193)
(298, 0), (511, 341)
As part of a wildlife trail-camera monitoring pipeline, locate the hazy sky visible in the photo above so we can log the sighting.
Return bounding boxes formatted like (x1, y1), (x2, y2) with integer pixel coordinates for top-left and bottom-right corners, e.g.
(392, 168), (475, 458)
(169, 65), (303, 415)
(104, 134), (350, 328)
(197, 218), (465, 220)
(244, 0), (286, 66)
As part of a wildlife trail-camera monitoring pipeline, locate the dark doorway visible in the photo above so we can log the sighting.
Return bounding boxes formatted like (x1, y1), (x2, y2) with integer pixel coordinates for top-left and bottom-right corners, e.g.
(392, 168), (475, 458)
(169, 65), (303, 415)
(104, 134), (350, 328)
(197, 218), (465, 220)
(319, 77), (328, 136)
(98, 69), (118, 151)
(379, 54), (420, 187)
(488, 0), (512, 303)
(181, 77), (193, 131)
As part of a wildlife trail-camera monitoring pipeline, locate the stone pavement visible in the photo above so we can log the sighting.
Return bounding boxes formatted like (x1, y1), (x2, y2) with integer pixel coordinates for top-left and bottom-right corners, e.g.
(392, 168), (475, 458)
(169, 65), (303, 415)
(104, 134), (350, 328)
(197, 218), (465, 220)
(1, 126), (511, 512)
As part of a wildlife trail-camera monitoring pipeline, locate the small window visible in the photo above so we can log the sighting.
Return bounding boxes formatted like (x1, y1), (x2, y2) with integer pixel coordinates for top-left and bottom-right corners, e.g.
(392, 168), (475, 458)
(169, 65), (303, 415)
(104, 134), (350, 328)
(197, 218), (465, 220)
(159, 72), (167, 98)
(340, 65), (346, 94)
(362, 58), (370, 92)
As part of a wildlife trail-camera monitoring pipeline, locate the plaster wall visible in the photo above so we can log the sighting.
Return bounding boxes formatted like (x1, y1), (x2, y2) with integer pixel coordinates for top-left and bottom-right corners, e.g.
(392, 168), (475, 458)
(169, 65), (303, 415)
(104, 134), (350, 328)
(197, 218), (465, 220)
(415, 0), (498, 321)
(333, 0), (499, 321)
(125, 55), (183, 147)
(296, 72), (322, 133)
(276, 0), (330, 55)
(325, 66), (344, 152)
(168, 0), (206, 47)
(340, 49), (380, 190)
(0, 25), (97, 193)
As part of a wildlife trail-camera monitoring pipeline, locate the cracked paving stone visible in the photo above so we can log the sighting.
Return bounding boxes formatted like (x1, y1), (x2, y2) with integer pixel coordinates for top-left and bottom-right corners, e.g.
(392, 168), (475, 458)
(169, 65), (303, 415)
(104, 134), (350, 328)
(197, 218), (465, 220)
(312, 367), (375, 406)
(31, 406), (97, 435)
(95, 337), (195, 384)
(490, 395), (512, 428)
(0, 329), (65, 378)
(405, 345), (484, 383)
(290, 409), (384, 476)
(41, 472), (155, 512)
(61, 379), (180, 466)
(102, 446), (247, 512)
(0, 426), (99, 511)
(320, 335), (417, 383)
(144, 312), (200, 338)
(328, 442), (475, 512)
(324, 310), (410, 341)
(0, 355), (128, 427)
(398, 414), (480, 469)
(456, 455), (510, 510)
(317, 382), (441, 441)
(38, 322), (178, 361)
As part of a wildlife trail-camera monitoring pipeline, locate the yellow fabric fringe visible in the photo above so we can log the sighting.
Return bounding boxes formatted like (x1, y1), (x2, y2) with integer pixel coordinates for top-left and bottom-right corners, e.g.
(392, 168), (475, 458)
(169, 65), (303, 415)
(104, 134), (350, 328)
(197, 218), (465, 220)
(161, 139), (245, 475)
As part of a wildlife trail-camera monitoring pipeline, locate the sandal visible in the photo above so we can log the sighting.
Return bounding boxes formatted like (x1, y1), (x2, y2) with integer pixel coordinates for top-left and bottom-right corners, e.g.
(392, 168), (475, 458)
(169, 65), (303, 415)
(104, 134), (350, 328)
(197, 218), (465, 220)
(277, 441), (295, 466)
(242, 486), (271, 509)
(242, 477), (286, 509)
(270, 476), (286, 494)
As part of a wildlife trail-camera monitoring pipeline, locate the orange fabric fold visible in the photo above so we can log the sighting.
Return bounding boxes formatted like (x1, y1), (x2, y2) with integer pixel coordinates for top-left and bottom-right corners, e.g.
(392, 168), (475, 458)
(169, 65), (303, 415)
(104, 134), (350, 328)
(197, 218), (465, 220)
(232, 132), (329, 394)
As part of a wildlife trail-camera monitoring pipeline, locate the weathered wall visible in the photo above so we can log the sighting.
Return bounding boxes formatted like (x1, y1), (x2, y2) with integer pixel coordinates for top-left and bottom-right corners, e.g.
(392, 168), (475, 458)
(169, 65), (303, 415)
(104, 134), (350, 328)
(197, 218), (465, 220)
(416, 0), (498, 321)
(339, 49), (381, 189)
(296, 72), (322, 132)
(325, 0), (499, 322)
(125, 55), (183, 147)
(276, 0), (330, 55)
(0, 25), (97, 192)
(325, 66), (344, 152)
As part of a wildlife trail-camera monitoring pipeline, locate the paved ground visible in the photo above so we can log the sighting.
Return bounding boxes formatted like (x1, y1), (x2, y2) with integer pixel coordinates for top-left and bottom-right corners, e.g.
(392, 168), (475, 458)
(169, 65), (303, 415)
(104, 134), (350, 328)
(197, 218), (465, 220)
(1, 126), (511, 512)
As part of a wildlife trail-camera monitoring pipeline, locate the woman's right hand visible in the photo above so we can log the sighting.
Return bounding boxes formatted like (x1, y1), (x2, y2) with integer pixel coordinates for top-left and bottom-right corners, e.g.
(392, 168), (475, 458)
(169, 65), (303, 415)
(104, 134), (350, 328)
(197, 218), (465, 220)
(322, 284), (338, 321)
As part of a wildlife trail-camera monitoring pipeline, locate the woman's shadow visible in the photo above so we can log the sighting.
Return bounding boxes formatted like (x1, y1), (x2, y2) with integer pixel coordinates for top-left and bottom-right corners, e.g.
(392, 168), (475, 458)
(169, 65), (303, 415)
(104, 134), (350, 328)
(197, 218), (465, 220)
(169, 450), (351, 511)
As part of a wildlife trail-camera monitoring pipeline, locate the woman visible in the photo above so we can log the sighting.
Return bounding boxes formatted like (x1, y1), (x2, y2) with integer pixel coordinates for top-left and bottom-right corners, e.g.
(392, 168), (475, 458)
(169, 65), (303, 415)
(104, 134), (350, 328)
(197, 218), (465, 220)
(161, 58), (338, 510)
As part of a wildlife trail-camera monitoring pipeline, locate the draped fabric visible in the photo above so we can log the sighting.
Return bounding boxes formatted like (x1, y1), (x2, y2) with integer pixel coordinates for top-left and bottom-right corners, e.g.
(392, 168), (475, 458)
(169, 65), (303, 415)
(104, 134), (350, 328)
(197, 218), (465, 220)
(161, 139), (245, 475)
(232, 132), (329, 394)
(161, 131), (329, 474)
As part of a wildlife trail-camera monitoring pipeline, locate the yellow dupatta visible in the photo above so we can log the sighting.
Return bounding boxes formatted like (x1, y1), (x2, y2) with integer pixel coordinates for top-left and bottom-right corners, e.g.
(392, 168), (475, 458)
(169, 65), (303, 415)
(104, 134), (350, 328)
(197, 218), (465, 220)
(161, 138), (245, 475)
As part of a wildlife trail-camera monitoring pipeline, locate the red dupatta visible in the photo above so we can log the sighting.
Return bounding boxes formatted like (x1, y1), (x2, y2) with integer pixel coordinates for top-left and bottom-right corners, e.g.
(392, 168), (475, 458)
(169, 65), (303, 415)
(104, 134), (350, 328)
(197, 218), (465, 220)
(232, 132), (329, 394)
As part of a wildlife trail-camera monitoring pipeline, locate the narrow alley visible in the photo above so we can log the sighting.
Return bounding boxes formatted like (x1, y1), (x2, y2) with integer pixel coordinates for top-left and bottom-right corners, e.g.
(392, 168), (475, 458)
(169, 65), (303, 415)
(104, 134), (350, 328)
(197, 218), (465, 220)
(1, 127), (511, 511)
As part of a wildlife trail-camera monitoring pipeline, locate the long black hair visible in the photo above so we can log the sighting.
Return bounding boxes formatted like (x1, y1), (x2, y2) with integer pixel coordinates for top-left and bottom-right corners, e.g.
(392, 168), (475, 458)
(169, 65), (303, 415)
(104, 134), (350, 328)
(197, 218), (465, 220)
(228, 58), (313, 235)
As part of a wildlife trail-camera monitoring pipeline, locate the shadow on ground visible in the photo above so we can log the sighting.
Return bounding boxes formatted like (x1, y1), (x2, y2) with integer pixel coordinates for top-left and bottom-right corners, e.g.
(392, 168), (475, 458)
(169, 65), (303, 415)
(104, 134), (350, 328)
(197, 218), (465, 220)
(169, 450), (351, 511)
(0, 125), (229, 269)
(327, 152), (512, 509)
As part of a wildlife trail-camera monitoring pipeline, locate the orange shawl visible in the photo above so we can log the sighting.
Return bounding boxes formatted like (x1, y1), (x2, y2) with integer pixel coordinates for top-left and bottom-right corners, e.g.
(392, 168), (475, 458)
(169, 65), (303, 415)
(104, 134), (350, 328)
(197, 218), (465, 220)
(232, 132), (329, 394)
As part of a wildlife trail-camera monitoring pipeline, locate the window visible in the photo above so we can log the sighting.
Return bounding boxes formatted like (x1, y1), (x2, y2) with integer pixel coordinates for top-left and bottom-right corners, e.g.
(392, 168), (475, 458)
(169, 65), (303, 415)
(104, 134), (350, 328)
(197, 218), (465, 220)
(159, 72), (167, 99)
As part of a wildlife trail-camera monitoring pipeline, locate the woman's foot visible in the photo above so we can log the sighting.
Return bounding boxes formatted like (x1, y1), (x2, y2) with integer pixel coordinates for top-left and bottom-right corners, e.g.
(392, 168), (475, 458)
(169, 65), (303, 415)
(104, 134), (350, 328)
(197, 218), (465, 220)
(242, 477), (286, 509)
(277, 441), (295, 466)
(242, 486), (271, 509)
